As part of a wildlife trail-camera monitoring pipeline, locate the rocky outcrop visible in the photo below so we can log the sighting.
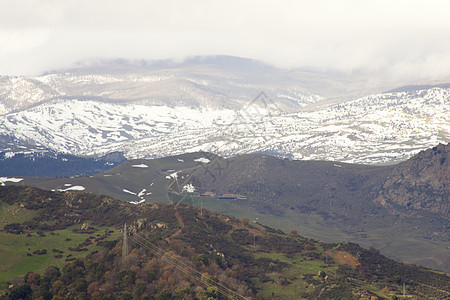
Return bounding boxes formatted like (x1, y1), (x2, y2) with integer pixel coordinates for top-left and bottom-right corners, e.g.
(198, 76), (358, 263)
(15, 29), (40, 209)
(375, 143), (449, 218)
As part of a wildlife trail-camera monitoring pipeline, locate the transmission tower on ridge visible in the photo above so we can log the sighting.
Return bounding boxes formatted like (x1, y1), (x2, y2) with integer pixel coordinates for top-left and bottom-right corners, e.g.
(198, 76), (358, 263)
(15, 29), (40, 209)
(122, 223), (129, 258)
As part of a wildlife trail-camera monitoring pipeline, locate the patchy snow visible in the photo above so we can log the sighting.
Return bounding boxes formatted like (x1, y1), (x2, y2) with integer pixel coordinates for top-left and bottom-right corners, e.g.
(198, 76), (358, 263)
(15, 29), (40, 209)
(0, 177), (24, 186)
(130, 199), (146, 205)
(177, 158), (184, 162)
(194, 157), (210, 164)
(3, 152), (15, 159)
(57, 186), (85, 191)
(64, 183), (72, 186)
(170, 172), (178, 179)
(334, 164), (342, 168)
(123, 189), (137, 195)
(182, 184), (195, 193)
(138, 189), (146, 197)
(132, 164), (148, 168)
(1, 81), (448, 165)
(123, 187), (150, 201)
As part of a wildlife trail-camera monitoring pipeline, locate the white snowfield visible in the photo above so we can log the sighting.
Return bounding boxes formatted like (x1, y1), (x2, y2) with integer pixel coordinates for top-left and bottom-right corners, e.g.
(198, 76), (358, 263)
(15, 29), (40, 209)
(131, 164), (149, 168)
(183, 184), (196, 193)
(0, 177), (23, 186)
(123, 189), (137, 195)
(123, 187), (151, 203)
(130, 199), (146, 205)
(194, 157), (211, 164)
(57, 185), (86, 192)
(0, 83), (448, 164)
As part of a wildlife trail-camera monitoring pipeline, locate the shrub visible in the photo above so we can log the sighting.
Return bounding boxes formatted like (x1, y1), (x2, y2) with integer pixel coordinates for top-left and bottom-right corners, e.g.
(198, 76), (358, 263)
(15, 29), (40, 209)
(157, 289), (172, 300)
(118, 270), (136, 288)
(9, 284), (32, 300)
(134, 282), (146, 297)
(194, 254), (209, 267)
(4, 223), (23, 234)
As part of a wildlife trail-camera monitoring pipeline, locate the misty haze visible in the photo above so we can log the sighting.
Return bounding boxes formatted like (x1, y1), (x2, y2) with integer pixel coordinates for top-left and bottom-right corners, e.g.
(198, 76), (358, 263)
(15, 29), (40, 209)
(0, 1), (449, 299)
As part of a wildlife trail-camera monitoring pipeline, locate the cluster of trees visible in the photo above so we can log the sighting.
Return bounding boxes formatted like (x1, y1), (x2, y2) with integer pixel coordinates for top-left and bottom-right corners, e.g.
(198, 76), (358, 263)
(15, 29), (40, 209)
(3, 239), (251, 300)
(1, 186), (448, 299)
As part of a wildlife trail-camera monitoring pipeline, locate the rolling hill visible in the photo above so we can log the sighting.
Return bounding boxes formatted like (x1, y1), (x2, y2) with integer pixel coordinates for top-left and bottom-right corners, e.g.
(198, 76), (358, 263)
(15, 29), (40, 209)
(0, 186), (448, 299)
(3, 144), (449, 273)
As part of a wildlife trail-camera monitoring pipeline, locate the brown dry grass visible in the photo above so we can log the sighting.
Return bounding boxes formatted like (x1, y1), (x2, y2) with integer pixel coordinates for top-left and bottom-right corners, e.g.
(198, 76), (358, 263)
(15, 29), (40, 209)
(326, 250), (361, 269)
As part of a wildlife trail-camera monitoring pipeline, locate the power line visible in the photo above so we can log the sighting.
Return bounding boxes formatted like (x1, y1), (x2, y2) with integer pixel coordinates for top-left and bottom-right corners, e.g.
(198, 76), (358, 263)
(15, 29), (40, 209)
(122, 223), (128, 258)
(129, 233), (249, 300)
(130, 234), (243, 299)
(130, 234), (239, 299)
(132, 233), (205, 280)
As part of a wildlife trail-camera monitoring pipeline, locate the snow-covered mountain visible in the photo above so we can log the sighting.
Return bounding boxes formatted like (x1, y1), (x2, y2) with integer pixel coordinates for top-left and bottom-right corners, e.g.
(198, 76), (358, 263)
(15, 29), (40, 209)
(1, 87), (448, 164)
(0, 57), (325, 114)
(1, 57), (449, 164)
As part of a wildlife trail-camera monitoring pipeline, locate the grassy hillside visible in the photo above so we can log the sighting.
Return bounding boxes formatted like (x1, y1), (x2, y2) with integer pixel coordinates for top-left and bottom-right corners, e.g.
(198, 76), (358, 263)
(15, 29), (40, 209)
(0, 186), (449, 299)
(4, 145), (449, 273)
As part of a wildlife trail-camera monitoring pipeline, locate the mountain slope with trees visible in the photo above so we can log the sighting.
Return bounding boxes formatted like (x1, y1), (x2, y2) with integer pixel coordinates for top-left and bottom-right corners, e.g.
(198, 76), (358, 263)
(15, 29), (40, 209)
(0, 186), (449, 299)
(4, 144), (449, 273)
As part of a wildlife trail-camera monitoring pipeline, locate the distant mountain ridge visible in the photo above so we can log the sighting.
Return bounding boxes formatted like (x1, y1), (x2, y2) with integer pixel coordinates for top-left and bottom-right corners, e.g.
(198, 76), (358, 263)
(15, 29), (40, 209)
(0, 56), (325, 115)
(193, 144), (449, 220)
(0, 150), (126, 177)
(0, 82), (448, 164)
(387, 82), (450, 93)
(1, 56), (449, 165)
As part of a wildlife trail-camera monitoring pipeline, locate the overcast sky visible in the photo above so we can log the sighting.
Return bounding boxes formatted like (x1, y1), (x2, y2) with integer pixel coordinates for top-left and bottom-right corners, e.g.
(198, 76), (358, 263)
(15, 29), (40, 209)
(1, 0), (450, 82)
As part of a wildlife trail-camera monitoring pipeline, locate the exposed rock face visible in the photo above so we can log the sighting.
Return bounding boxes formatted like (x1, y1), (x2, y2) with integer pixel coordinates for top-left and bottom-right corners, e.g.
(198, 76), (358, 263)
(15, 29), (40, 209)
(375, 143), (449, 218)
(81, 223), (91, 230)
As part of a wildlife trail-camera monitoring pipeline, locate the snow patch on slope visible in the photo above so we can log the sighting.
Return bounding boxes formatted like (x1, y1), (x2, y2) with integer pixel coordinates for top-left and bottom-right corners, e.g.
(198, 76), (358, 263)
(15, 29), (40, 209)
(57, 185), (85, 191)
(0, 177), (23, 186)
(132, 164), (148, 168)
(123, 189), (137, 195)
(194, 157), (210, 164)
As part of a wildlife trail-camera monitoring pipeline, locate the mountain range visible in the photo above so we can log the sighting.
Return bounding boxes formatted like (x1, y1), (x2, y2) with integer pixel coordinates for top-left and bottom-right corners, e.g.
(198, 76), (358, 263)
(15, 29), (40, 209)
(0, 56), (449, 165)
(0, 55), (449, 286)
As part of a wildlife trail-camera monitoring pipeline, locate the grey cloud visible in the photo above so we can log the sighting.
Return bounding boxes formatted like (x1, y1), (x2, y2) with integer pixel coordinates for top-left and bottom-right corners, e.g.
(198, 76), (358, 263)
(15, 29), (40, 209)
(1, 0), (450, 84)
